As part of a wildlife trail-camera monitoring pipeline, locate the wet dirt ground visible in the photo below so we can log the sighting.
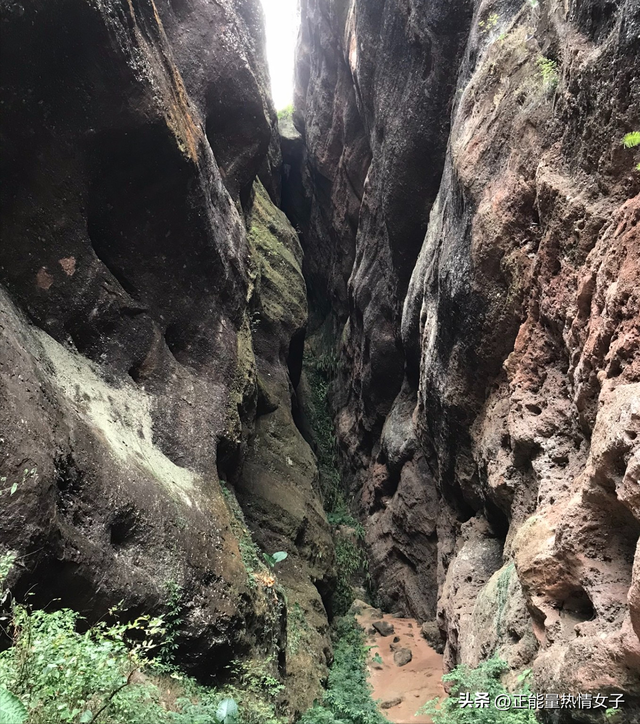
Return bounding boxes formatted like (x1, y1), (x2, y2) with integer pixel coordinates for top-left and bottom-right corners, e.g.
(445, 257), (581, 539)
(356, 604), (446, 724)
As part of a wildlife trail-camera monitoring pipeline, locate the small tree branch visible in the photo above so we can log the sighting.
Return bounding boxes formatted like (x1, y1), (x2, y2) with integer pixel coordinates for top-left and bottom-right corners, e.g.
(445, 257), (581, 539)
(90, 668), (137, 723)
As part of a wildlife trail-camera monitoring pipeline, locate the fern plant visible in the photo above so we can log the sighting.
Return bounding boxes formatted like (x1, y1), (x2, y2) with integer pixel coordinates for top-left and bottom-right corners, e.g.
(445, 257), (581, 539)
(0, 688), (27, 724)
(622, 132), (640, 170)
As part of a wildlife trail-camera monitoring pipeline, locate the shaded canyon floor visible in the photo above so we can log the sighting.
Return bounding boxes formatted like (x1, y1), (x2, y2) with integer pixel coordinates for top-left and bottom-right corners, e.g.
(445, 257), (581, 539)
(355, 602), (445, 724)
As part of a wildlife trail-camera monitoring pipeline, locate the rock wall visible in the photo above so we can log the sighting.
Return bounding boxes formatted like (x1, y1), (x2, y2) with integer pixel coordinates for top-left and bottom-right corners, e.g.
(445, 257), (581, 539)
(0, 0), (332, 712)
(291, 0), (640, 714)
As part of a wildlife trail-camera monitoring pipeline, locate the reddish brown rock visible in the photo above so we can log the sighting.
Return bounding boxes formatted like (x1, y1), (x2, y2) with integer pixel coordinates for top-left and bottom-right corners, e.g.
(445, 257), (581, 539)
(295, 0), (640, 713)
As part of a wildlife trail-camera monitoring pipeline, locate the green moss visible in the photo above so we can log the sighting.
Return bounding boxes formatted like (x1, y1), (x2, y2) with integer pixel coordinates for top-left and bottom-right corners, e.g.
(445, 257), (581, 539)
(303, 346), (342, 512)
(287, 603), (310, 656)
(494, 562), (515, 641)
(247, 182), (307, 335)
(302, 341), (371, 615)
(219, 481), (264, 586)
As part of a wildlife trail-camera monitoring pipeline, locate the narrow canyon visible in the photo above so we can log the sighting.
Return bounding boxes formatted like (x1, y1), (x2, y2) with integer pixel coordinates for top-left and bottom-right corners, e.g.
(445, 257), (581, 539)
(0, 0), (639, 722)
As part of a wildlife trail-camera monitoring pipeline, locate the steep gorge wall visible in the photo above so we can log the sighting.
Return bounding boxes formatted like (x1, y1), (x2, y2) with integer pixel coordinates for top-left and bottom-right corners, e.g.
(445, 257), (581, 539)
(291, 0), (640, 714)
(0, 0), (332, 712)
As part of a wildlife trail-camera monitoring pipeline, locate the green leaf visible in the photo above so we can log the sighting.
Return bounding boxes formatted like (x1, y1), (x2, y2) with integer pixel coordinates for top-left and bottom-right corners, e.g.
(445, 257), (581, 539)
(216, 697), (239, 724)
(0, 688), (27, 724)
(79, 711), (93, 723)
(9, 484), (17, 496)
(262, 552), (275, 568)
(272, 551), (288, 564)
(622, 131), (640, 149)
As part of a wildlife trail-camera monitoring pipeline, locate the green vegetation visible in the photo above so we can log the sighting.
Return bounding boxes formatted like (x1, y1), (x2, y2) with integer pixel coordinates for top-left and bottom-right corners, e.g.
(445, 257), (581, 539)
(222, 658), (285, 724)
(157, 581), (184, 670)
(537, 56), (559, 92)
(287, 603), (310, 656)
(299, 616), (389, 724)
(479, 12), (499, 32)
(0, 545), (288, 724)
(622, 132), (640, 170)
(0, 687), (26, 724)
(0, 553), (15, 586)
(277, 105), (293, 123)
(219, 481), (286, 651)
(0, 599), (289, 724)
(304, 344), (371, 614)
(0, 602), (184, 723)
(418, 658), (538, 724)
(263, 551), (288, 569)
(303, 346), (342, 514)
(301, 339), (381, 717)
(622, 131), (640, 148)
(332, 533), (370, 617)
(0, 466), (37, 499)
(219, 481), (264, 586)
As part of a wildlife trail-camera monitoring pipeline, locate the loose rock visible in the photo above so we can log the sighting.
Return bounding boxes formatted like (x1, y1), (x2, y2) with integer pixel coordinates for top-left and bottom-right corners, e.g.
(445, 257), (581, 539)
(372, 620), (395, 637)
(380, 696), (404, 709)
(393, 648), (413, 667)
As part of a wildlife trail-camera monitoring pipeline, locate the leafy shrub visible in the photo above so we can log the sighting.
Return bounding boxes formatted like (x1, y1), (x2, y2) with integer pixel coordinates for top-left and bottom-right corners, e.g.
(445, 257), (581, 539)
(277, 105), (293, 122)
(0, 603), (172, 723)
(0, 687), (26, 724)
(0, 599), (278, 724)
(222, 658), (285, 724)
(299, 616), (389, 724)
(537, 56), (559, 91)
(418, 657), (538, 724)
(332, 536), (370, 617)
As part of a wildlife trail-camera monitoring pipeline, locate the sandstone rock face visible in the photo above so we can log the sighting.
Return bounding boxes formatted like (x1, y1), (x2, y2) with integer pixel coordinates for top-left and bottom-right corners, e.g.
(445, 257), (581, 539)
(293, 0), (640, 713)
(0, 0), (332, 710)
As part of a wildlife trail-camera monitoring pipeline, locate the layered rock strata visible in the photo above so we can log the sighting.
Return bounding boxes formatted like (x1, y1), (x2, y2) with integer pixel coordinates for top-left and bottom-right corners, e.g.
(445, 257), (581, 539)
(0, 0), (332, 711)
(290, 0), (640, 715)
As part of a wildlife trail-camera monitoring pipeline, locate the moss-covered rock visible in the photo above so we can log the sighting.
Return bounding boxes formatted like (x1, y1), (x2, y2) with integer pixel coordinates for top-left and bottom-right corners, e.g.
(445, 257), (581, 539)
(229, 180), (336, 715)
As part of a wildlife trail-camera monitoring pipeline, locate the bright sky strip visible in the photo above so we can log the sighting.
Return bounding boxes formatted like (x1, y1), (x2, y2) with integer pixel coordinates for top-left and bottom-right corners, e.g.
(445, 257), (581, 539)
(260, 0), (299, 109)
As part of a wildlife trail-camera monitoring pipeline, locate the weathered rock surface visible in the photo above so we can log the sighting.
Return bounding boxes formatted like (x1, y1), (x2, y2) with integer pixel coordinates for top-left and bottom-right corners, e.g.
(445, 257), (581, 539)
(372, 620), (395, 637)
(380, 696), (403, 709)
(393, 648), (412, 667)
(293, 0), (640, 715)
(0, 0), (332, 711)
